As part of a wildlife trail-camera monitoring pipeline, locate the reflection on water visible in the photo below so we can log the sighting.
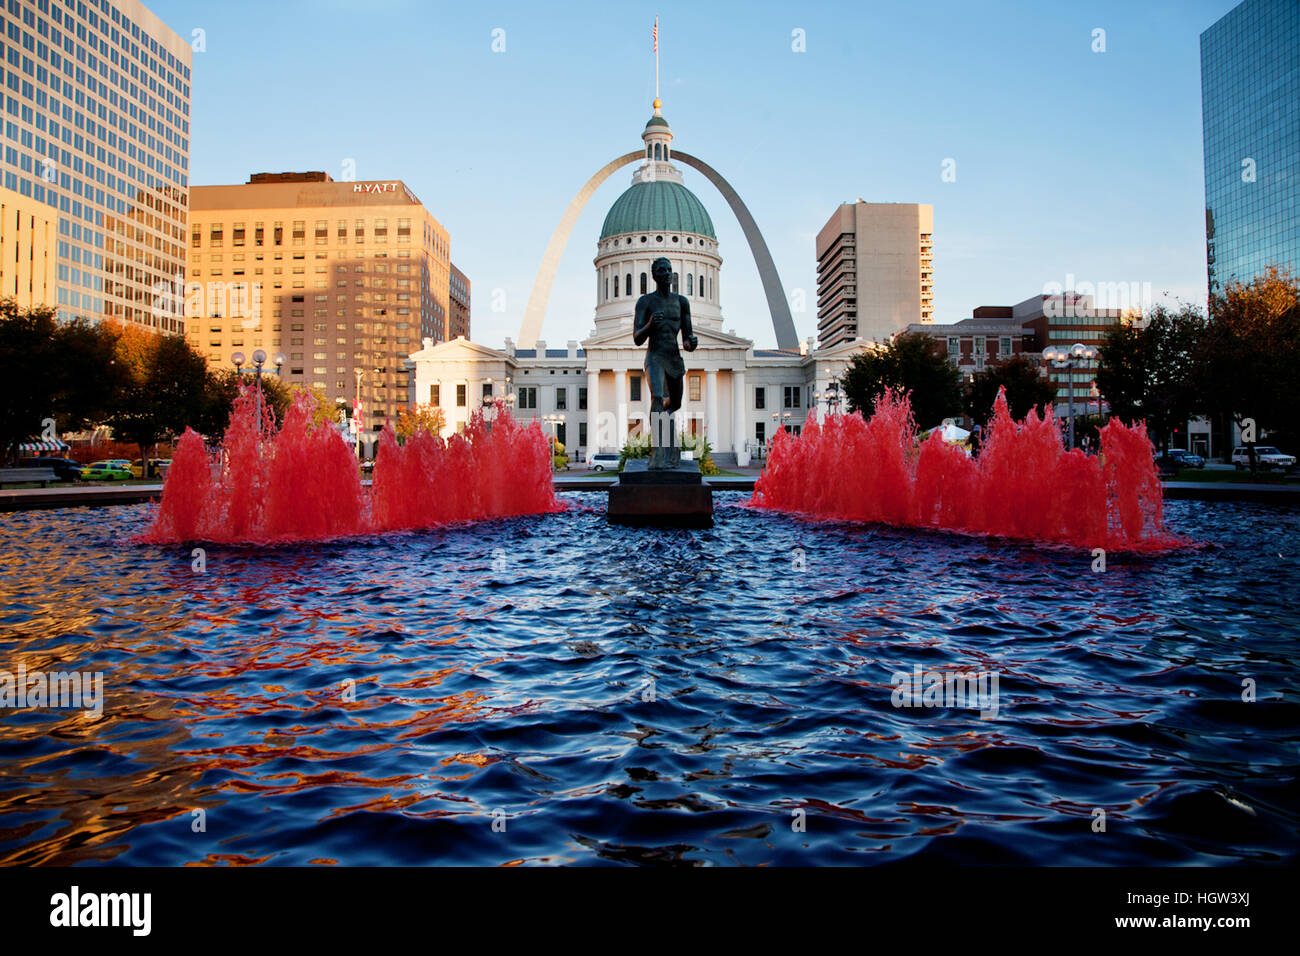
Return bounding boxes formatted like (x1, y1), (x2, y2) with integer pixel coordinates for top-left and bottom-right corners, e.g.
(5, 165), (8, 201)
(0, 494), (1297, 865)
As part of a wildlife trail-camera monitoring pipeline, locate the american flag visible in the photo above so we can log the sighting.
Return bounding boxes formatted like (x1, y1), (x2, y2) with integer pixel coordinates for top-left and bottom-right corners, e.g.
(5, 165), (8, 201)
(653, 16), (658, 52)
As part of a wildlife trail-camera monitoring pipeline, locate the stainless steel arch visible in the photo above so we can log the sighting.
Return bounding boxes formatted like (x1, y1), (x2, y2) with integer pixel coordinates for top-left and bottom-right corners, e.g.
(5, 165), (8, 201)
(516, 152), (798, 350)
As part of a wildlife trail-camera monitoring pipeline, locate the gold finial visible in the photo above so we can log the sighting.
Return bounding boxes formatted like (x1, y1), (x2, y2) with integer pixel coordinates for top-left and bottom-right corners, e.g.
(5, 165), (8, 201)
(653, 97), (662, 112)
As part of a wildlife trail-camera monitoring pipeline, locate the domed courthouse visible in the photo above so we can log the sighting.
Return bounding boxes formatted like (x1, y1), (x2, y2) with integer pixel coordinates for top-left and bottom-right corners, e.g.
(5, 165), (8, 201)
(407, 103), (866, 465)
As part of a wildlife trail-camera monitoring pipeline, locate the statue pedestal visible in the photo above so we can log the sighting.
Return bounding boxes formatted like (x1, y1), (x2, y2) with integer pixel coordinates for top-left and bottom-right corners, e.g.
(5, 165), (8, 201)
(607, 459), (714, 528)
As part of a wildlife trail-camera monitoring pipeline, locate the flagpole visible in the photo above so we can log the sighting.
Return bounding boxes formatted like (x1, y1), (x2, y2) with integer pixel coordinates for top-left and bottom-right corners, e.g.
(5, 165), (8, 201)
(654, 15), (660, 101)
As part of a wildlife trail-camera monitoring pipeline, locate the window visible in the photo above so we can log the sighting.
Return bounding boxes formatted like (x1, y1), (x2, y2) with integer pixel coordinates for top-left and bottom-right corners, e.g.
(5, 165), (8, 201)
(754, 386), (766, 410)
(629, 375), (641, 402)
(755, 422), (766, 444)
(556, 423), (567, 446)
(686, 274), (693, 295)
(689, 375), (701, 401)
(429, 384), (440, 406)
(625, 273), (632, 296)
(783, 386), (801, 408)
(482, 381), (494, 399)
(579, 421), (587, 447)
(640, 272), (647, 294)
(456, 384), (466, 407)
(578, 386), (587, 410)
(1000, 336), (1013, 356)
(518, 386), (538, 409)
(556, 387), (567, 409)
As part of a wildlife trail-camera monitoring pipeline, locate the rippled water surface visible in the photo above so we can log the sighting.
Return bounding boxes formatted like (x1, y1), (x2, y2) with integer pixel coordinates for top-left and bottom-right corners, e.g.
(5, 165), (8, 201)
(0, 493), (1297, 865)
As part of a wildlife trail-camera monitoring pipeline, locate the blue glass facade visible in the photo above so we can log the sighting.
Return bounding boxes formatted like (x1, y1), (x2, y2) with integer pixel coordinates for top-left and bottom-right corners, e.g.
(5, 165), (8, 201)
(1201, 0), (1300, 297)
(0, 0), (191, 330)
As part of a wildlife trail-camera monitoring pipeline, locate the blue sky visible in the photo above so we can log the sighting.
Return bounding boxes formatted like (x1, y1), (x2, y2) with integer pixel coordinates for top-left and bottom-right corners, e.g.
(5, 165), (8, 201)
(150, 0), (1237, 348)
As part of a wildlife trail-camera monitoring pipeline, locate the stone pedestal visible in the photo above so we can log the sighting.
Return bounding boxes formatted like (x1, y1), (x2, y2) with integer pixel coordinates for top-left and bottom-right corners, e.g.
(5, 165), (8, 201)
(607, 459), (714, 528)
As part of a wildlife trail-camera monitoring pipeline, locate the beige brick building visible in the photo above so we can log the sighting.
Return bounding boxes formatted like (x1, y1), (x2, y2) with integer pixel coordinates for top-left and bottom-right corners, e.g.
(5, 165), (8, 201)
(186, 172), (461, 429)
(0, 186), (58, 309)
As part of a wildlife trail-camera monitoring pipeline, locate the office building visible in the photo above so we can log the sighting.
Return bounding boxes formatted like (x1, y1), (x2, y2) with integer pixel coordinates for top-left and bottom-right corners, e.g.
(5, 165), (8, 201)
(0, 183), (57, 307)
(816, 200), (934, 348)
(1201, 0), (1300, 295)
(1, 0), (192, 331)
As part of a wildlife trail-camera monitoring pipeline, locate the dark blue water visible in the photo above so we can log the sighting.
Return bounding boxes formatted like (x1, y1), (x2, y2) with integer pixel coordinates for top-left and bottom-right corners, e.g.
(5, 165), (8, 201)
(0, 493), (1297, 865)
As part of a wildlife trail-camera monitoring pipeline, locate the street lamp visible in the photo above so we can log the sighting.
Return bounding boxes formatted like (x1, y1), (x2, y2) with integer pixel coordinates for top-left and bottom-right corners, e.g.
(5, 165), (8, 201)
(231, 349), (285, 433)
(1042, 342), (1097, 450)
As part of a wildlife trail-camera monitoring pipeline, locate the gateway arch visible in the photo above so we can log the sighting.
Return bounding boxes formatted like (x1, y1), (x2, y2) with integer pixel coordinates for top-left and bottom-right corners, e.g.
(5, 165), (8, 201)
(517, 151), (799, 351)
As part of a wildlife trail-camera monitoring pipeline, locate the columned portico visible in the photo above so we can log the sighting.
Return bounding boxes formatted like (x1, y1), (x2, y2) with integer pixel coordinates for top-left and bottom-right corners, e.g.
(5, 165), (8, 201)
(705, 370), (718, 447)
(587, 368), (600, 449)
(732, 369), (747, 464)
(613, 369), (628, 444)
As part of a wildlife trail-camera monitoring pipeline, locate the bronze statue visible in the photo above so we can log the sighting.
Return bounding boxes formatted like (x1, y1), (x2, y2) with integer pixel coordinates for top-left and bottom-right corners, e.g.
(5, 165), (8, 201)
(633, 256), (698, 469)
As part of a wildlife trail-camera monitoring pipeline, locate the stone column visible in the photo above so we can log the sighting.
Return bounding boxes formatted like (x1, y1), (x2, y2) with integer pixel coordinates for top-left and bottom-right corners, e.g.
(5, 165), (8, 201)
(732, 369), (748, 465)
(614, 368), (627, 449)
(705, 369), (718, 449)
(586, 368), (600, 453)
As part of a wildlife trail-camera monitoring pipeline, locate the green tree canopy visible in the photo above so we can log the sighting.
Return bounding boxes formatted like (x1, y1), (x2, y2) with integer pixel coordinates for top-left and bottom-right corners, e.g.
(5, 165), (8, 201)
(965, 353), (1057, 425)
(841, 331), (963, 429)
(1095, 303), (1206, 451)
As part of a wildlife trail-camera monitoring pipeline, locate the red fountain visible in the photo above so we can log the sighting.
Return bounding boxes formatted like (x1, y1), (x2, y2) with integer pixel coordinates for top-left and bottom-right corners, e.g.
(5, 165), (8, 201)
(139, 387), (561, 545)
(753, 388), (1181, 551)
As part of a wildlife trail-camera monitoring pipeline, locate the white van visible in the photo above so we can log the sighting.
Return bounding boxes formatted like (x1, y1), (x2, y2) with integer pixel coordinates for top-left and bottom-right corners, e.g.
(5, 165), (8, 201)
(587, 452), (620, 472)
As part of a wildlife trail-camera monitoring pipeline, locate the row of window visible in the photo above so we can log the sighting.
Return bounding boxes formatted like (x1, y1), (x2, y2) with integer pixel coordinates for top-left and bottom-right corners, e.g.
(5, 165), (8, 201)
(602, 269), (713, 301)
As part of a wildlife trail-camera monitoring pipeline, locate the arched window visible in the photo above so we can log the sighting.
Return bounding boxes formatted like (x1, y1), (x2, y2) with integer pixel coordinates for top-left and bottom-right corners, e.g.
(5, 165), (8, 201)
(654, 143), (662, 160)
(625, 273), (632, 296)
(708, 276), (713, 299)
(646, 145), (652, 160)
(671, 272), (679, 294)
(604, 277), (609, 300)
(613, 274), (619, 297)
(686, 274), (693, 295)
(640, 272), (647, 294)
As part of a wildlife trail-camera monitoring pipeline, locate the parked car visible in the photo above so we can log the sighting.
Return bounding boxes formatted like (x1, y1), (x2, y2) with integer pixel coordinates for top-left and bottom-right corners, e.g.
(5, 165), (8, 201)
(1231, 446), (1297, 471)
(17, 456), (84, 481)
(79, 460), (134, 481)
(1158, 448), (1205, 469)
(587, 452), (620, 472)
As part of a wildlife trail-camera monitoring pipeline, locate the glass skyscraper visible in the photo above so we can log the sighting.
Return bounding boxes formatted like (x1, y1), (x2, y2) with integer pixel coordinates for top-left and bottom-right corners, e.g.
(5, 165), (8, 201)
(1201, 0), (1300, 297)
(1, 0), (191, 331)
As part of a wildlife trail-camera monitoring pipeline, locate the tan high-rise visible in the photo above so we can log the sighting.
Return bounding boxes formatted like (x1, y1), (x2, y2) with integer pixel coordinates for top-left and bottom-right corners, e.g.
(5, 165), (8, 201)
(0, 186), (58, 309)
(816, 201), (934, 348)
(0, 0), (193, 333)
(187, 172), (458, 428)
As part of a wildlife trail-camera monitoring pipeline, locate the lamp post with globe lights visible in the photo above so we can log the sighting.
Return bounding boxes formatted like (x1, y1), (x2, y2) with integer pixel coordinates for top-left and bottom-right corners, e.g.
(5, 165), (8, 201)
(1041, 342), (1097, 450)
(231, 349), (285, 437)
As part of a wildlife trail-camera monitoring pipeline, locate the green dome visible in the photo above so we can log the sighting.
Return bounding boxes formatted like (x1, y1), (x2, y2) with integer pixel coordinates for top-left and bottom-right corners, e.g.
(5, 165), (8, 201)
(600, 180), (716, 240)
(645, 115), (671, 129)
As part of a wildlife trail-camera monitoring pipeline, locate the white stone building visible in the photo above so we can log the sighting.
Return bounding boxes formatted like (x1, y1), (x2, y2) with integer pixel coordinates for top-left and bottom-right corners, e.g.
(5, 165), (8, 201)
(407, 103), (869, 465)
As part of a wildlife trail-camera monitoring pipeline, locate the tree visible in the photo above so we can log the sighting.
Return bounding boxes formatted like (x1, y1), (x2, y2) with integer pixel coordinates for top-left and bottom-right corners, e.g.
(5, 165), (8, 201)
(841, 331), (963, 429)
(1095, 303), (1206, 452)
(965, 353), (1057, 425)
(107, 329), (209, 475)
(0, 300), (126, 462)
(396, 403), (446, 440)
(0, 300), (59, 462)
(1196, 267), (1300, 471)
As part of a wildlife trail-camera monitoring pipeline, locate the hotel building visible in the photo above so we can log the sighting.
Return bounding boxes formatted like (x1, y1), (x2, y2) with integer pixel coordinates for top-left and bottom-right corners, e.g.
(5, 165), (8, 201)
(187, 171), (460, 430)
(816, 201), (934, 348)
(0, 0), (192, 330)
(1201, 0), (1300, 296)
